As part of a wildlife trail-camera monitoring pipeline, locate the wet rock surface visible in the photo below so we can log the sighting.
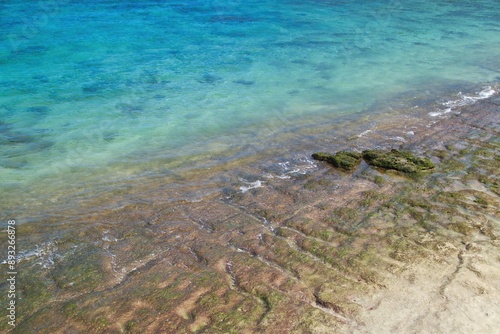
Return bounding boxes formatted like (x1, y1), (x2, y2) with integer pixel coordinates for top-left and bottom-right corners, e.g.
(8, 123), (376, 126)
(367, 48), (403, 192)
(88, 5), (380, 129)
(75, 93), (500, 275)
(312, 151), (362, 171)
(362, 149), (435, 173)
(2, 92), (499, 333)
(312, 149), (435, 174)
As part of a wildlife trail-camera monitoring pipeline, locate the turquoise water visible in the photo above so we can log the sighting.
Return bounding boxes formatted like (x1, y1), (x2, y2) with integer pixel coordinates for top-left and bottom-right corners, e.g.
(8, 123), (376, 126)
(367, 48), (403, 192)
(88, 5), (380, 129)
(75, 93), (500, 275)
(1, 0), (499, 219)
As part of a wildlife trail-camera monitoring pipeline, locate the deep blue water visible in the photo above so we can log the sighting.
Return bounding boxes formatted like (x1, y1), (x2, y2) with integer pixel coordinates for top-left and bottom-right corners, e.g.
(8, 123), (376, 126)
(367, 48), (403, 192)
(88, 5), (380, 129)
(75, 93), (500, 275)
(1, 0), (499, 218)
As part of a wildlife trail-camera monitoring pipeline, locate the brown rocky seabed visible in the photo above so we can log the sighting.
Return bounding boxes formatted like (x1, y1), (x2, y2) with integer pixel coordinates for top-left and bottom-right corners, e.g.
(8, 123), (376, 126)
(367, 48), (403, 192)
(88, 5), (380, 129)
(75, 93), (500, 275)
(2, 86), (500, 333)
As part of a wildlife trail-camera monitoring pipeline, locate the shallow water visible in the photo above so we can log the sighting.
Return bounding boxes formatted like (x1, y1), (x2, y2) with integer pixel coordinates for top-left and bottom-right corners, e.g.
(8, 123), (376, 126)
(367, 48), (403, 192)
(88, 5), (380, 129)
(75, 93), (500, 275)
(1, 0), (499, 221)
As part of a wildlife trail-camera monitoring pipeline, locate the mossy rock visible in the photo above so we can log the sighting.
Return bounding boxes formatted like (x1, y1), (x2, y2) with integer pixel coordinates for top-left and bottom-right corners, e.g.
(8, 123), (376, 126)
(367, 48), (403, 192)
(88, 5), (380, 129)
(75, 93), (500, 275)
(362, 149), (434, 173)
(312, 151), (362, 171)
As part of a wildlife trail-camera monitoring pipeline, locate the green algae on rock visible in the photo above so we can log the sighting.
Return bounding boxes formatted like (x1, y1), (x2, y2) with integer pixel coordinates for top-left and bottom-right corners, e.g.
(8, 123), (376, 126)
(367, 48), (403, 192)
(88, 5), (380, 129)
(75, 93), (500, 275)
(312, 149), (433, 173)
(362, 149), (435, 173)
(312, 151), (362, 171)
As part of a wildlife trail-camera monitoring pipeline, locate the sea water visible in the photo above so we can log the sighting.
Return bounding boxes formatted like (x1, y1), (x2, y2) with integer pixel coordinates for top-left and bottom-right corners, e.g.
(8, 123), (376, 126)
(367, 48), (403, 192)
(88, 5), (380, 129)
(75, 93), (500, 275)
(1, 0), (499, 221)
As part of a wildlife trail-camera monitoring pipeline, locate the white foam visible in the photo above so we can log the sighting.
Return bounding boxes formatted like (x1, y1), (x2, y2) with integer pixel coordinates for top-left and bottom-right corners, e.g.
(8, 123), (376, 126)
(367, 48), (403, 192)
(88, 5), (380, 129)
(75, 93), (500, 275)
(3, 242), (60, 269)
(357, 129), (372, 137)
(429, 108), (452, 117)
(266, 156), (317, 179)
(475, 86), (496, 99)
(429, 86), (496, 117)
(239, 179), (264, 193)
(390, 136), (406, 142)
(102, 232), (118, 242)
(264, 173), (291, 179)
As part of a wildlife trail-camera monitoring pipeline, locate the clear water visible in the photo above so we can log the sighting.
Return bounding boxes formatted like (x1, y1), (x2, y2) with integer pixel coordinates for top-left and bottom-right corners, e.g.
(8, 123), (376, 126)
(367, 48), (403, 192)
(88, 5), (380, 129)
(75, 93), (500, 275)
(1, 0), (499, 219)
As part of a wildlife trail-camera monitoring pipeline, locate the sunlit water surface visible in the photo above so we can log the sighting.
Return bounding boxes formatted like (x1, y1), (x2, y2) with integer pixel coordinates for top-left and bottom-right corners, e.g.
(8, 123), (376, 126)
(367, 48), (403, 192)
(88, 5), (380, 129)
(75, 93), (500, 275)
(1, 0), (499, 221)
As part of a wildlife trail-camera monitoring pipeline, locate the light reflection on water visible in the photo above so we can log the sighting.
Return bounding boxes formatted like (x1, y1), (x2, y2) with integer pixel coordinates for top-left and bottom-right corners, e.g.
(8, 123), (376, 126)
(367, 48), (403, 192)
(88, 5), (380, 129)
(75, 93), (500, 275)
(0, 0), (499, 221)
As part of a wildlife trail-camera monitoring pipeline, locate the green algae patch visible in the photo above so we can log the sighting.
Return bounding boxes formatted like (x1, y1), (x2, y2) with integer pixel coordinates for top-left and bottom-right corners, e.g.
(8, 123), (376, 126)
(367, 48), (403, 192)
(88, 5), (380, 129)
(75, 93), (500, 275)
(312, 149), (434, 173)
(312, 151), (362, 171)
(51, 245), (106, 292)
(16, 274), (52, 317)
(362, 149), (435, 173)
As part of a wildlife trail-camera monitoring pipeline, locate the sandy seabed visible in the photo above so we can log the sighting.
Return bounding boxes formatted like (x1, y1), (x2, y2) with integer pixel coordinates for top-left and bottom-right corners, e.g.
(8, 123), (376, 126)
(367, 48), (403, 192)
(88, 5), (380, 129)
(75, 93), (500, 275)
(2, 84), (499, 333)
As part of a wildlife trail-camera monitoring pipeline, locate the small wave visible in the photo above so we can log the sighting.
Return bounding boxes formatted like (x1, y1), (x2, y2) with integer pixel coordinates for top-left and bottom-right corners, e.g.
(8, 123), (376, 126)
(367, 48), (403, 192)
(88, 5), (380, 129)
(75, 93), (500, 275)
(264, 173), (291, 179)
(278, 156), (317, 176)
(357, 129), (372, 137)
(243, 156), (317, 190)
(1, 241), (60, 269)
(239, 179), (265, 193)
(429, 86), (496, 117)
(262, 156), (318, 180)
(102, 231), (118, 242)
(388, 136), (406, 142)
(429, 108), (452, 117)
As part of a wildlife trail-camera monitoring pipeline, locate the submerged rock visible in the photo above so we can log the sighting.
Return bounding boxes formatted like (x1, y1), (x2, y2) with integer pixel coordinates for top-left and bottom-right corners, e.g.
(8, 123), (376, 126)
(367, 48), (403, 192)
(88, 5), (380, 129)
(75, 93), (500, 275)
(26, 106), (50, 114)
(312, 151), (362, 171)
(362, 149), (434, 173)
(198, 73), (222, 84)
(233, 79), (254, 86)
